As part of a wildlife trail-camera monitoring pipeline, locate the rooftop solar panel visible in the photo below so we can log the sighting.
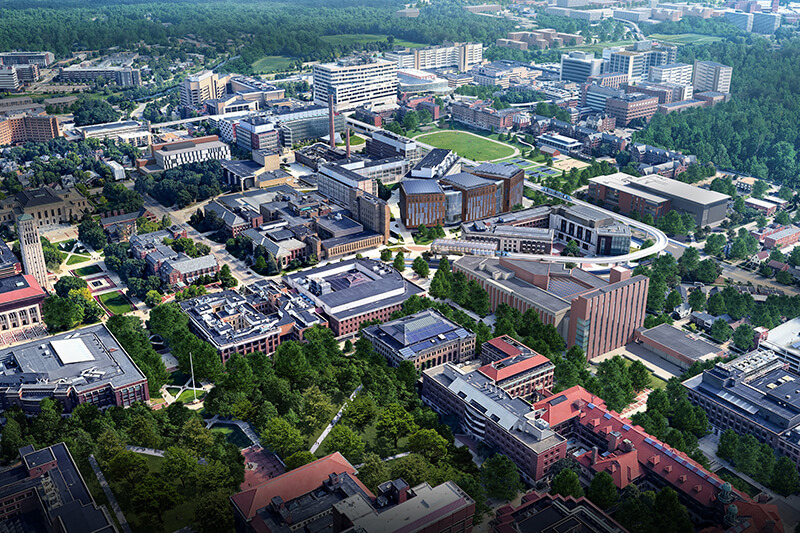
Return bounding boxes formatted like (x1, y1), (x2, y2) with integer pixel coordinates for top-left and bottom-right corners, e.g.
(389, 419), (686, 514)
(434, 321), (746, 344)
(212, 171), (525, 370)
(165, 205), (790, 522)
(587, 403), (596, 409)
(603, 413), (612, 420)
(622, 424), (631, 431)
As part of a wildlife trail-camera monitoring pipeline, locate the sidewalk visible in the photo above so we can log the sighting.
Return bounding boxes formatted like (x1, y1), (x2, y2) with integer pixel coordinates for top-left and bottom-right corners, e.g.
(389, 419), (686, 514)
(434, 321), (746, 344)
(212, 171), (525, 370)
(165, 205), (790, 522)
(88, 455), (133, 533)
(310, 384), (363, 454)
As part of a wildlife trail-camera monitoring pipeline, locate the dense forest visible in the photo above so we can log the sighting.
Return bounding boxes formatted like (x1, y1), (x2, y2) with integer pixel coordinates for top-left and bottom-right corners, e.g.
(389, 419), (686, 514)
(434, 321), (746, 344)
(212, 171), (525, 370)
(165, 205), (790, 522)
(634, 36), (800, 187)
(0, 0), (513, 70)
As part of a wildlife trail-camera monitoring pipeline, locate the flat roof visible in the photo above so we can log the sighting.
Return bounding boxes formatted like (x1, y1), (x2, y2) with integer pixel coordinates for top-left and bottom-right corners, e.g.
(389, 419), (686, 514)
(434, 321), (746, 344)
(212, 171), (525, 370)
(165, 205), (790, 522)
(637, 323), (722, 361)
(401, 179), (444, 195)
(441, 172), (497, 191)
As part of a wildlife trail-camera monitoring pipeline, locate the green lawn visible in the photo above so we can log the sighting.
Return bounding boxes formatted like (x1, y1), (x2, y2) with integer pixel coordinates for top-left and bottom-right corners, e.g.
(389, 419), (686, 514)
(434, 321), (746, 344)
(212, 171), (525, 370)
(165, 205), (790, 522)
(98, 291), (133, 315)
(337, 134), (367, 147)
(559, 39), (634, 54)
(56, 239), (77, 251)
(415, 131), (515, 161)
(74, 264), (102, 276)
(66, 254), (90, 265)
(177, 389), (206, 403)
(648, 33), (724, 45)
(210, 422), (253, 449)
(320, 33), (426, 48)
(251, 55), (295, 72)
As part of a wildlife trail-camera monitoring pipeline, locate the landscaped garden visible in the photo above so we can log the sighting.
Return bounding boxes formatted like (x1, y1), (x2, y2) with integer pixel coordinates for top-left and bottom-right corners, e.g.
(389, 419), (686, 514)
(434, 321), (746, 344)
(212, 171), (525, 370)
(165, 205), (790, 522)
(414, 130), (515, 161)
(98, 291), (133, 315)
(177, 389), (206, 403)
(66, 254), (91, 265)
(74, 264), (103, 276)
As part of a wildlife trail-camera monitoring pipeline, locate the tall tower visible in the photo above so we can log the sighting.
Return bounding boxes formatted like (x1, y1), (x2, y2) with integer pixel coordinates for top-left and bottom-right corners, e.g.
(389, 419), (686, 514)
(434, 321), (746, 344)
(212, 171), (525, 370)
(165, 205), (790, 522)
(17, 214), (49, 292)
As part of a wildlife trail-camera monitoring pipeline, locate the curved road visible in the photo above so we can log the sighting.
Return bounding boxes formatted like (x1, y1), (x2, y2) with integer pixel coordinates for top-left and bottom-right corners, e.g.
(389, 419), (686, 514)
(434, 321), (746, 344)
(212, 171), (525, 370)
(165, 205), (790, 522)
(504, 184), (669, 265)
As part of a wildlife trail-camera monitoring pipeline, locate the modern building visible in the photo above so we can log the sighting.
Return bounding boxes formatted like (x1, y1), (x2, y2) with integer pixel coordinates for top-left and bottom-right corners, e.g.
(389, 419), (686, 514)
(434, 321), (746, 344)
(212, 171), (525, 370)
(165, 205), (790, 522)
(537, 133), (583, 155)
(236, 116), (280, 152)
(0, 443), (118, 532)
(560, 51), (603, 84)
(180, 70), (229, 107)
(588, 172), (729, 226)
(76, 120), (150, 147)
(634, 323), (724, 370)
(684, 350), (800, 471)
(399, 179), (446, 228)
(0, 65), (21, 91)
(455, 257), (648, 359)
(0, 51), (54, 67)
(693, 61), (733, 94)
(752, 12), (781, 33)
(284, 259), (424, 336)
(549, 204), (632, 256)
(16, 214), (49, 291)
(362, 309), (476, 370)
(317, 163), (377, 207)
(649, 62), (694, 85)
(0, 324), (149, 413)
(151, 135), (231, 170)
(460, 223), (554, 255)
(230, 452), (475, 533)
(313, 56), (397, 113)
(58, 66), (141, 87)
(364, 130), (422, 164)
(410, 149), (461, 180)
(440, 172), (499, 223)
(724, 10), (754, 31)
(0, 113), (60, 145)
(385, 42), (482, 72)
(0, 274), (46, 334)
(605, 93), (659, 126)
(490, 492), (626, 533)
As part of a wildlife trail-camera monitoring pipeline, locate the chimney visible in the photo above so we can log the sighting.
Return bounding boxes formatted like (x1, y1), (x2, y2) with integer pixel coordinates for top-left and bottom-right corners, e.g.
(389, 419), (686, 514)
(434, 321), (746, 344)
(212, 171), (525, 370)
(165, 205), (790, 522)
(328, 93), (336, 150)
(591, 446), (599, 465)
(609, 266), (631, 284)
(345, 128), (351, 158)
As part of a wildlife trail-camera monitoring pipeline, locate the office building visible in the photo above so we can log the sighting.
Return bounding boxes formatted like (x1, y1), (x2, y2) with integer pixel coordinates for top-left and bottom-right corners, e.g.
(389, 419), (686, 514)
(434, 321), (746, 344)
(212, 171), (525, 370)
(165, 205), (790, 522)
(634, 323), (724, 370)
(0, 65), (20, 91)
(0, 443), (118, 532)
(16, 214), (49, 291)
(550, 204), (632, 256)
(560, 51), (603, 84)
(752, 12), (781, 33)
(460, 223), (554, 255)
(399, 180), (446, 227)
(649, 62), (694, 86)
(284, 259), (424, 336)
(0, 114), (60, 145)
(58, 66), (141, 87)
(604, 43), (677, 84)
(537, 133), (583, 155)
(236, 116), (280, 152)
(76, 120), (150, 147)
(441, 172), (498, 223)
(385, 42), (482, 72)
(151, 135), (231, 170)
(588, 172), (729, 226)
(582, 84), (625, 113)
(410, 149), (461, 180)
(12, 63), (40, 85)
(490, 492), (626, 533)
(605, 93), (659, 126)
(724, 10), (754, 31)
(0, 51), (54, 67)
(477, 336), (555, 399)
(693, 60), (733, 94)
(365, 130), (422, 163)
(230, 452), (475, 533)
(181, 70), (229, 107)
(470, 162), (524, 212)
(317, 163), (377, 206)
(362, 309), (476, 370)
(313, 56), (397, 113)
(0, 324), (149, 413)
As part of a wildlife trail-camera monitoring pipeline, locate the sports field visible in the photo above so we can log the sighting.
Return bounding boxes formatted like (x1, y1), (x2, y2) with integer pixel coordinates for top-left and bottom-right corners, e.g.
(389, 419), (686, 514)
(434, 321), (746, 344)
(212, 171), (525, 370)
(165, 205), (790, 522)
(251, 55), (295, 72)
(414, 131), (515, 161)
(648, 33), (723, 45)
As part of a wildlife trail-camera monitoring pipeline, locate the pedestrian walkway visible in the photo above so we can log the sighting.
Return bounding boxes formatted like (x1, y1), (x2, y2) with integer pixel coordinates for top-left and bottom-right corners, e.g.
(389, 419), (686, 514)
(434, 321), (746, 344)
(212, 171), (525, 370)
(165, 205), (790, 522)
(310, 384), (363, 454)
(88, 454), (133, 533)
(126, 445), (208, 465)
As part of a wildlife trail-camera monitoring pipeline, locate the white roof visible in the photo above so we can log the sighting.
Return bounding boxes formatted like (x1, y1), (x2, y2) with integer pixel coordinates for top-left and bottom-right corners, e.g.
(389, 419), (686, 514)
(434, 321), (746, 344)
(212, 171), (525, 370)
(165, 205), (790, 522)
(51, 338), (95, 365)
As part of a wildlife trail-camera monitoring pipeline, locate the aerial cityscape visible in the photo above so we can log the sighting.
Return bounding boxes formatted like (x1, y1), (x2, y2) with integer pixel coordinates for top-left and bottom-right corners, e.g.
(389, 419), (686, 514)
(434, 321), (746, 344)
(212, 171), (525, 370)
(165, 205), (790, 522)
(1, 0), (800, 531)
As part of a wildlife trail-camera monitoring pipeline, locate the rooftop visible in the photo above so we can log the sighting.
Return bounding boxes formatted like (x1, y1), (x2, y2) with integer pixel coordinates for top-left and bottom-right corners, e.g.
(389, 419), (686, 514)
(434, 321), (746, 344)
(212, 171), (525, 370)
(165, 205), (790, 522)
(471, 162), (522, 179)
(0, 274), (46, 306)
(636, 323), (723, 362)
(401, 179), (444, 196)
(363, 309), (473, 360)
(441, 172), (497, 191)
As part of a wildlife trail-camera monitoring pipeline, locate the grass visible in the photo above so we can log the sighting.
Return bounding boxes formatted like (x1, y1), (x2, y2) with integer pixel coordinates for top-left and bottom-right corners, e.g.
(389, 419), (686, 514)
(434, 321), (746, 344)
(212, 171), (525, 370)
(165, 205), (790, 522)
(620, 357), (667, 390)
(251, 55), (295, 72)
(337, 134), (367, 147)
(648, 33), (724, 45)
(74, 264), (102, 276)
(319, 34), (426, 48)
(415, 131), (514, 161)
(56, 239), (76, 251)
(98, 291), (133, 315)
(210, 422), (253, 449)
(66, 254), (90, 265)
(717, 467), (761, 498)
(166, 386), (181, 397)
(177, 389), (206, 403)
(559, 38), (634, 54)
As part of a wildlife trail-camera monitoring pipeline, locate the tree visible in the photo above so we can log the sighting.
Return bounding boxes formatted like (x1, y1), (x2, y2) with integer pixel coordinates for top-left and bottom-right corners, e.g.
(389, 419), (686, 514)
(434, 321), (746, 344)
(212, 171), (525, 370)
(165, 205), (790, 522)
(393, 251), (405, 272)
(688, 289), (706, 311)
(771, 456), (800, 496)
(587, 471), (619, 509)
(776, 210), (791, 225)
(325, 424), (365, 463)
(78, 218), (107, 251)
(628, 360), (651, 392)
(299, 385), (334, 432)
(551, 468), (584, 499)
(272, 342), (310, 389)
(732, 324), (755, 351)
(162, 446), (197, 488)
(563, 240), (581, 257)
(717, 429), (738, 462)
(657, 210), (687, 236)
(130, 474), (178, 525)
(408, 428), (448, 463)
(752, 179), (769, 199)
(710, 319), (732, 343)
(412, 256), (429, 278)
(756, 214), (769, 229)
(144, 290), (162, 308)
(193, 490), (233, 533)
(481, 454), (522, 501)
(376, 404), (416, 448)
(218, 263), (237, 288)
(73, 99), (120, 126)
(358, 453), (389, 492)
(54, 276), (88, 298)
(106, 450), (149, 486)
(380, 248), (393, 261)
(344, 394), (377, 430)
(284, 451), (317, 470)
(261, 416), (304, 458)
(776, 270), (794, 285)
(42, 295), (84, 331)
(705, 233), (727, 256)
(733, 434), (760, 475)
(665, 290), (682, 312)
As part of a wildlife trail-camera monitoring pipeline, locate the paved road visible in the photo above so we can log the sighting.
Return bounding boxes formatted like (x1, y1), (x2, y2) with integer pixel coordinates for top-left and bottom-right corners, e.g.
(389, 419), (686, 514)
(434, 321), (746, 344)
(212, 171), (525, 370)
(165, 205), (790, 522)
(88, 455), (133, 533)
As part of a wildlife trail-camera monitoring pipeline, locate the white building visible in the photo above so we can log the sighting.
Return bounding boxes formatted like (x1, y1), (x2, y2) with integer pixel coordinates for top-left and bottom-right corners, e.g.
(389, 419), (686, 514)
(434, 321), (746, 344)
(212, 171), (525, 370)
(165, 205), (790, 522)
(153, 137), (231, 170)
(649, 62), (693, 86)
(180, 70), (228, 107)
(693, 60), (732, 94)
(385, 42), (482, 72)
(313, 56), (397, 113)
(560, 51), (603, 84)
(0, 66), (20, 91)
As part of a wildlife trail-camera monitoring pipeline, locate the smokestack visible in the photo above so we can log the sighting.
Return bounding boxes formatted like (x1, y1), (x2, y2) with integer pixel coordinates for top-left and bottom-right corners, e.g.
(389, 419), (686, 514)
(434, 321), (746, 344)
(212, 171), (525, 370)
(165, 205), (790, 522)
(345, 128), (351, 158)
(328, 93), (336, 150)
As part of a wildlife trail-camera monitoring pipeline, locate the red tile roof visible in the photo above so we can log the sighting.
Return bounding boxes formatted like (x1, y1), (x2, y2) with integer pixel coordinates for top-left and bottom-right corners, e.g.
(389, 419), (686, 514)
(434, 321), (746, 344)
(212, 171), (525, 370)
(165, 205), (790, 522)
(701, 501), (784, 533)
(0, 275), (45, 306)
(230, 452), (374, 521)
(478, 351), (552, 382)
(580, 449), (641, 489)
(484, 336), (524, 358)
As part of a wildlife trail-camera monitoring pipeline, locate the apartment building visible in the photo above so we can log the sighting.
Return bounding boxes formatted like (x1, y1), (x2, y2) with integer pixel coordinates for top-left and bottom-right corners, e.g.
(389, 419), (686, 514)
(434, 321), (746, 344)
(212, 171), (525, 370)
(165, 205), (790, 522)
(0, 114), (60, 145)
(180, 70), (229, 107)
(59, 66), (141, 86)
(385, 42), (482, 72)
(693, 60), (733, 94)
(313, 56), (397, 113)
(152, 135), (231, 170)
(362, 309), (476, 370)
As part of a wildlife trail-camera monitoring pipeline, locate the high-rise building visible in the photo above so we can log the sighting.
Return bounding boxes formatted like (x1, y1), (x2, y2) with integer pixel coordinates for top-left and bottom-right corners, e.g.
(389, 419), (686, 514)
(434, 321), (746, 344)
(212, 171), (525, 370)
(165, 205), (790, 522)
(603, 42), (677, 84)
(752, 12), (781, 33)
(0, 114), (60, 145)
(0, 65), (20, 91)
(313, 56), (397, 113)
(180, 70), (229, 107)
(385, 42), (482, 72)
(16, 214), (49, 291)
(560, 51), (603, 83)
(693, 60), (733, 94)
(724, 10), (754, 31)
(649, 62), (693, 85)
